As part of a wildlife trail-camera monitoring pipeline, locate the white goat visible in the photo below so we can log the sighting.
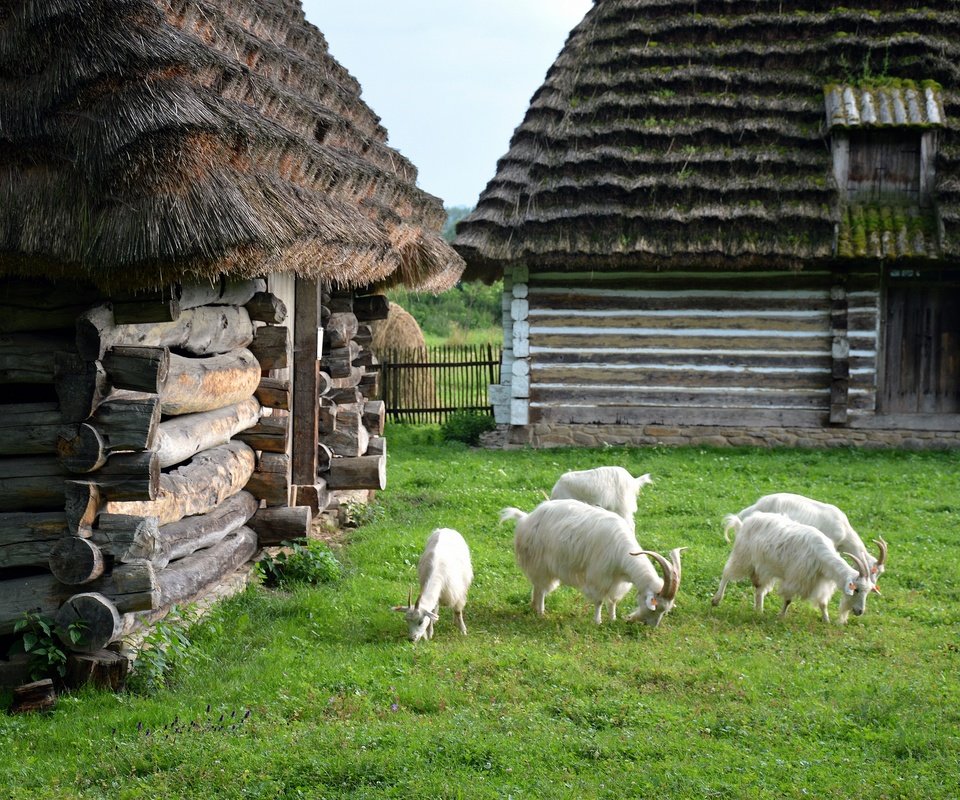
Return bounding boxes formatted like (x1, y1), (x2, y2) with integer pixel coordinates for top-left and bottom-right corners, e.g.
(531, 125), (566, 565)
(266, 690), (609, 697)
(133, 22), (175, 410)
(712, 511), (874, 624)
(392, 528), (473, 642)
(550, 466), (653, 526)
(726, 492), (887, 584)
(499, 499), (684, 627)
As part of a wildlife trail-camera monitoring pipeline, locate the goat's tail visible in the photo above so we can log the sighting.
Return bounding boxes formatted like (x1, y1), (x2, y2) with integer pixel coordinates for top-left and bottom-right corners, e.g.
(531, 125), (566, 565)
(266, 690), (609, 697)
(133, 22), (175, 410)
(499, 507), (527, 525)
(722, 513), (743, 543)
(635, 473), (654, 491)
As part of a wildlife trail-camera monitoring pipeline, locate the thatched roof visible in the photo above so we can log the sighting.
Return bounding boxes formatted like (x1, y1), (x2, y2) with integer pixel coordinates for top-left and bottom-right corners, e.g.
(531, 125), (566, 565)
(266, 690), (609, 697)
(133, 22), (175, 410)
(0, 0), (464, 292)
(454, 0), (960, 279)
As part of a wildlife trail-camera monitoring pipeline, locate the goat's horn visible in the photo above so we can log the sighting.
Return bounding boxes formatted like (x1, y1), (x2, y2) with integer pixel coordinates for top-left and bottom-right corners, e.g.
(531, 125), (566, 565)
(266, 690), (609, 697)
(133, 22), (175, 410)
(407, 587), (413, 608)
(635, 550), (679, 600)
(669, 547), (687, 591)
(843, 551), (870, 578)
(873, 536), (888, 567)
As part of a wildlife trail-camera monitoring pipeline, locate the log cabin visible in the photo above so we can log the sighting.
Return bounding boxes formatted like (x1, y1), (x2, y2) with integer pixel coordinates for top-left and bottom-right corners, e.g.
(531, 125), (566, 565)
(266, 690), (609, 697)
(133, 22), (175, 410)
(0, 0), (463, 685)
(454, 0), (960, 450)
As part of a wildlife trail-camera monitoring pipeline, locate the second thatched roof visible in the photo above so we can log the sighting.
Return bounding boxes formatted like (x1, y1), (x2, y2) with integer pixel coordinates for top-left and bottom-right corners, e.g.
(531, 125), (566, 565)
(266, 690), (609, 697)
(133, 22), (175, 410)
(0, 0), (464, 292)
(454, 0), (960, 279)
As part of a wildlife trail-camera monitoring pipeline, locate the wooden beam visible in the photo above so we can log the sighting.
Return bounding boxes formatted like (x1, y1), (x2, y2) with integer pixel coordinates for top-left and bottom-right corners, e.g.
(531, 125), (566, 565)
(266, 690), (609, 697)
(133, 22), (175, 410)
(292, 280), (321, 484)
(154, 397), (261, 468)
(248, 324), (291, 372)
(161, 348), (262, 415)
(247, 505), (313, 545)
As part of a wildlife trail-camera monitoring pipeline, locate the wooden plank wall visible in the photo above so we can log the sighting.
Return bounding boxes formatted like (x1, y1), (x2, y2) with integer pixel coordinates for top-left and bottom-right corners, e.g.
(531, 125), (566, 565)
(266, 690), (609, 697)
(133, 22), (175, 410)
(505, 268), (881, 428)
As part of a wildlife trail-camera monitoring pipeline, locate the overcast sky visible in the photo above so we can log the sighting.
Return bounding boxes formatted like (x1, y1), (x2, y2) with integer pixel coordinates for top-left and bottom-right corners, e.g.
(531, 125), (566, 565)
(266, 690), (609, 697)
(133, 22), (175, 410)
(301, 1), (592, 208)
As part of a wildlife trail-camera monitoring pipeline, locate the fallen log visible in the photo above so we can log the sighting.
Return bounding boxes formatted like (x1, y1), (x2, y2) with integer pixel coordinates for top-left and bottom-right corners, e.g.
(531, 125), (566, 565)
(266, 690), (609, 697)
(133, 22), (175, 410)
(324, 454), (386, 490)
(245, 292), (288, 324)
(161, 348), (262, 415)
(104, 441), (256, 525)
(0, 402), (62, 456)
(234, 415), (288, 453)
(76, 304), (255, 361)
(248, 324), (290, 372)
(154, 397), (261, 468)
(247, 505), (312, 545)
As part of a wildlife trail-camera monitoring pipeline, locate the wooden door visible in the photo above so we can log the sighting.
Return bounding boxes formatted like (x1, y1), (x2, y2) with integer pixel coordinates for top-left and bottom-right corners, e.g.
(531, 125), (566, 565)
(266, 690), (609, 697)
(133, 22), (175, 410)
(881, 282), (960, 413)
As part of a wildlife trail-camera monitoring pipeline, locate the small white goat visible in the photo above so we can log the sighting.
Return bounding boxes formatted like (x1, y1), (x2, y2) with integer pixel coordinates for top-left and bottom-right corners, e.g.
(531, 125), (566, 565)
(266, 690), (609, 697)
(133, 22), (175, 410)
(499, 499), (684, 627)
(712, 511), (874, 623)
(726, 492), (887, 584)
(392, 528), (473, 642)
(550, 466), (653, 526)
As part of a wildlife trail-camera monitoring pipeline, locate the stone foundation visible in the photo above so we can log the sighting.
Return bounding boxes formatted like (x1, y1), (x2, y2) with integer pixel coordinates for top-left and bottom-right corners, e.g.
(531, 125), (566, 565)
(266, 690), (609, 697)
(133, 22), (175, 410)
(494, 423), (960, 450)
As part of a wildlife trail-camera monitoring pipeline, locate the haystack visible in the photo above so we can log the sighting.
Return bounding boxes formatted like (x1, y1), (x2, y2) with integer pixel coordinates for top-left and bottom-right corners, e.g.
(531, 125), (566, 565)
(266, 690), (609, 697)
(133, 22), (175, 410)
(370, 302), (437, 414)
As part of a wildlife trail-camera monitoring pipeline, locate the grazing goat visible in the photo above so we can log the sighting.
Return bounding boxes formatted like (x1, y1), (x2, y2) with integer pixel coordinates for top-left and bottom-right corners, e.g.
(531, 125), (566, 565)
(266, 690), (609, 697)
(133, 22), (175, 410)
(392, 528), (473, 642)
(550, 466), (653, 526)
(499, 499), (684, 627)
(726, 492), (887, 585)
(712, 511), (874, 623)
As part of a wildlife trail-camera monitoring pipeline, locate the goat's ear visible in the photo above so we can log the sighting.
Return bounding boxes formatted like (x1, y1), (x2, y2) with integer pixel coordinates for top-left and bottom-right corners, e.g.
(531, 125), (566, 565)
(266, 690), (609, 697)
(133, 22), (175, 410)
(645, 592), (658, 611)
(844, 581), (857, 596)
(426, 610), (440, 621)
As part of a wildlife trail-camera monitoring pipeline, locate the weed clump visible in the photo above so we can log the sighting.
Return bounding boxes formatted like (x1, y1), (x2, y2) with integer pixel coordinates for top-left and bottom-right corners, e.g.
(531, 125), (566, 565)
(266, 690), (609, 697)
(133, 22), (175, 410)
(440, 411), (496, 446)
(258, 540), (343, 589)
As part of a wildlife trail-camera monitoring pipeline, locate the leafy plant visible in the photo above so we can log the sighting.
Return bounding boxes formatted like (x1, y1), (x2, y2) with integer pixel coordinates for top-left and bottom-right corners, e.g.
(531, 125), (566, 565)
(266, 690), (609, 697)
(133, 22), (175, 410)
(258, 540), (343, 589)
(341, 499), (383, 529)
(9, 611), (85, 681)
(440, 410), (497, 446)
(126, 605), (207, 696)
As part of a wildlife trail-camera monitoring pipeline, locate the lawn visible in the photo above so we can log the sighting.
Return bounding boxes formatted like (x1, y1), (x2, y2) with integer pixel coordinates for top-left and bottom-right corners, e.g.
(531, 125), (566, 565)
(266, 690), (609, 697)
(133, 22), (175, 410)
(1, 428), (958, 799)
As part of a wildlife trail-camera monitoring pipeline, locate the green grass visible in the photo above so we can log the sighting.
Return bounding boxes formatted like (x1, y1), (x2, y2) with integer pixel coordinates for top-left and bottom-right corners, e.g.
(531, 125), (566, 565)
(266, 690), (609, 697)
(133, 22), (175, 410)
(2, 429), (959, 799)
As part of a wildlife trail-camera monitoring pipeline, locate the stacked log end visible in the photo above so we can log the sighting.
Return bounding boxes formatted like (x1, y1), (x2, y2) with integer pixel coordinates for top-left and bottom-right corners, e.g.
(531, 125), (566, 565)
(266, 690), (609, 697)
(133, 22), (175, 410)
(316, 289), (389, 512)
(0, 278), (301, 689)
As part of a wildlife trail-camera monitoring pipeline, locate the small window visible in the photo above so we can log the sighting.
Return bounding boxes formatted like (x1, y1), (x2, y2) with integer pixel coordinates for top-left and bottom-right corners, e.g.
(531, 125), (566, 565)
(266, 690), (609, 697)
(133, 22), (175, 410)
(846, 130), (921, 205)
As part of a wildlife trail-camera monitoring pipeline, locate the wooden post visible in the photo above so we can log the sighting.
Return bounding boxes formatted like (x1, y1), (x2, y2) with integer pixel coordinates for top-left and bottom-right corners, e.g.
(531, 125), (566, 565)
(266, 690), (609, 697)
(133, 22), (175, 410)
(830, 280), (850, 425)
(292, 279), (321, 484)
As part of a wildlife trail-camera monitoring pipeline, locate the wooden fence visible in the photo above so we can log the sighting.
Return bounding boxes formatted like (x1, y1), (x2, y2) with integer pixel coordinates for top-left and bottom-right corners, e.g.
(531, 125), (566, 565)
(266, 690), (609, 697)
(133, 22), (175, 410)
(378, 345), (501, 423)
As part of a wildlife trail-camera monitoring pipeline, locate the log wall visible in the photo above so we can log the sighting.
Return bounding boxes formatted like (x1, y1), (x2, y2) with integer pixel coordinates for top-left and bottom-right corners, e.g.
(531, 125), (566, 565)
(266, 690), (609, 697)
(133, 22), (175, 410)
(494, 266), (885, 430)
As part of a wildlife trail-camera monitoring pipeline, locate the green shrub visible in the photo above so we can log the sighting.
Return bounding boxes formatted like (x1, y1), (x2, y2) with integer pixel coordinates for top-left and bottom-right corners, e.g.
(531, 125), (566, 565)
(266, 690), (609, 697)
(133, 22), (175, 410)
(440, 410), (497, 446)
(258, 540), (343, 589)
(126, 605), (208, 695)
(9, 611), (86, 682)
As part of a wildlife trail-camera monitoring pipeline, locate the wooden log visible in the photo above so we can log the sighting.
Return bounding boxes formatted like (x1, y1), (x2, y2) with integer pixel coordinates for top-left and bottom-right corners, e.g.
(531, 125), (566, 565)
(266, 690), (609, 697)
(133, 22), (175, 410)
(353, 294), (390, 321)
(325, 312), (359, 349)
(57, 396), (161, 473)
(92, 451), (160, 502)
(255, 377), (290, 410)
(354, 324), (373, 347)
(366, 436), (387, 457)
(153, 490), (258, 568)
(362, 400), (386, 436)
(292, 279), (321, 484)
(64, 649), (129, 691)
(161, 348), (262, 415)
(329, 366), (364, 389)
(353, 349), (378, 368)
(152, 526), (257, 608)
(0, 279), (102, 334)
(0, 402), (62, 456)
(0, 456), (65, 511)
(327, 387), (361, 405)
(111, 297), (180, 324)
(317, 397), (337, 435)
(92, 514), (161, 563)
(178, 278), (266, 310)
(358, 370), (379, 399)
(0, 565), (158, 635)
(49, 536), (105, 584)
(327, 294), (353, 314)
(10, 679), (56, 713)
(76, 304), (255, 361)
(245, 453), (290, 507)
(245, 292), (288, 324)
(324, 454), (386, 490)
(0, 331), (74, 383)
(104, 442), (256, 526)
(154, 397), (261, 468)
(0, 510), (68, 568)
(325, 404), (369, 457)
(292, 482), (330, 516)
(54, 353), (109, 423)
(234, 414), (288, 453)
(321, 342), (361, 378)
(317, 443), (333, 473)
(248, 324), (291, 372)
(247, 505), (312, 545)
(101, 346), (169, 393)
(55, 592), (122, 653)
(65, 481), (101, 535)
